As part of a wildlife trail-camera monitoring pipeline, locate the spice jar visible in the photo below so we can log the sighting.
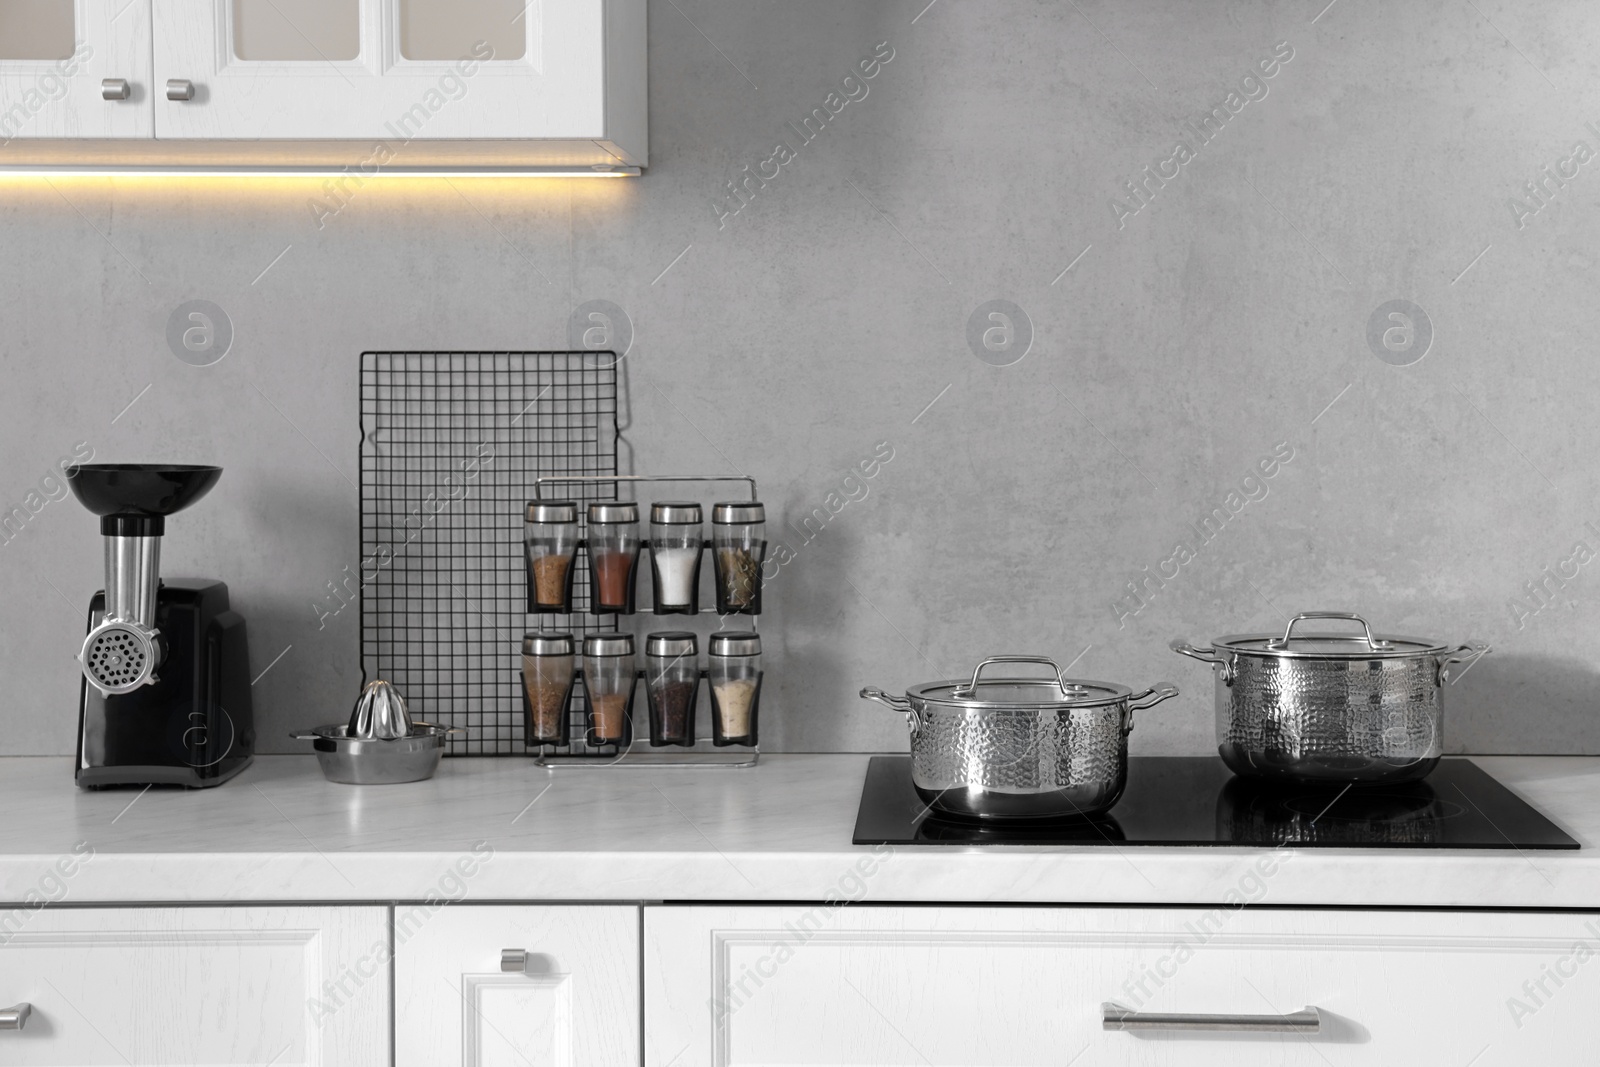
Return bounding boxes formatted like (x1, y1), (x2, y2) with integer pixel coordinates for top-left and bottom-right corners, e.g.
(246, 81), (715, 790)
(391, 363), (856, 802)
(712, 502), (766, 615)
(582, 633), (637, 746)
(586, 502), (641, 614)
(648, 502), (704, 615)
(521, 632), (576, 746)
(524, 501), (580, 613)
(708, 631), (762, 747)
(645, 631), (699, 747)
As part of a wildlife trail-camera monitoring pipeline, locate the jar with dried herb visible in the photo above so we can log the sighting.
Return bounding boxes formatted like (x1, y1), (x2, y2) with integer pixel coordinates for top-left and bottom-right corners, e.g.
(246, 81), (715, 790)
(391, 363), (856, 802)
(712, 501), (766, 615)
(524, 501), (579, 613)
(582, 632), (637, 746)
(649, 502), (703, 615)
(708, 631), (761, 747)
(586, 502), (641, 614)
(645, 631), (699, 746)
(522, 632), (576, 746)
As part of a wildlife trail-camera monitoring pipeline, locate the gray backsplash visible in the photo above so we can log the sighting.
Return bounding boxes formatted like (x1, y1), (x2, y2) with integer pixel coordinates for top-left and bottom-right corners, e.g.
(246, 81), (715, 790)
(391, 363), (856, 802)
(3, 0), (1597, 756)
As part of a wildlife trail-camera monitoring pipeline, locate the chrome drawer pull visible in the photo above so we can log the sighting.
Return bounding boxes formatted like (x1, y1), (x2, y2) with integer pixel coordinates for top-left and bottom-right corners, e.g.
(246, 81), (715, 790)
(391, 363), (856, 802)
(0, 1003), (31, 1031)
(501, 948), (529, 973)
(1102, 1001), (1320, 1033)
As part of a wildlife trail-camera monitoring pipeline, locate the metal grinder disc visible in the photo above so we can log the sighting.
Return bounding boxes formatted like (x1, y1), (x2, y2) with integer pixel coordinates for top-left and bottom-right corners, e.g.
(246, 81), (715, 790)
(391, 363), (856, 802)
(81, 623), (158, 693)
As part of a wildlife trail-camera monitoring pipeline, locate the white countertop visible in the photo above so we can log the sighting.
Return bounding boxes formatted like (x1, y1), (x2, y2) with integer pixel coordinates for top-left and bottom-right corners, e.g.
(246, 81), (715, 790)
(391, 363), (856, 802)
(1, 754), (1597, 909)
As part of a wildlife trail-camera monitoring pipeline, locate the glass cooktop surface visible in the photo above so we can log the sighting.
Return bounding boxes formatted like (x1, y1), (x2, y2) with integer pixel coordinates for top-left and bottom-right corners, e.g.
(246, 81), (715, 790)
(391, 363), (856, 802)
(851, 756), (1578, 849)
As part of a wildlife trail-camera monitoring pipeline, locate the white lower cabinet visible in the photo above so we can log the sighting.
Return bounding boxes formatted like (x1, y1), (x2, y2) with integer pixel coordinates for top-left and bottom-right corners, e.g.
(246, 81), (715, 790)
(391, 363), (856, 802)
(394, 904), (640, 1067)
(0, 905), (388, 1065)
(644, 905), (1600, 1066)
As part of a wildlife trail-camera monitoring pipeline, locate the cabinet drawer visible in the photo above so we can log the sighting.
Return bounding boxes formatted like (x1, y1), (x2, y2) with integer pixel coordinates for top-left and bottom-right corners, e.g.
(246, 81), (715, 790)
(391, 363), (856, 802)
(0, 905), (387, 1065)
(646, 905), (1600, 1066)
(395, 904), (639, 1067)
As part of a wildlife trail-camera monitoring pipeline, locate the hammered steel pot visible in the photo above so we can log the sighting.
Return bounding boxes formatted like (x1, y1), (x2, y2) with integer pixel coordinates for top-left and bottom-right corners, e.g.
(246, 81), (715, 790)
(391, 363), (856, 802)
(1172, 612), (1490, 785)
(860, 656), (1179, 819)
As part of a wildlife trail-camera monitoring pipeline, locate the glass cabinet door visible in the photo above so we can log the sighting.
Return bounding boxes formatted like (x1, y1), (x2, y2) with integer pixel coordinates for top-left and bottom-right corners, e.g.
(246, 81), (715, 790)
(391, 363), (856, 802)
(152, 0), (609, 141)
(0, 0), (154, 140)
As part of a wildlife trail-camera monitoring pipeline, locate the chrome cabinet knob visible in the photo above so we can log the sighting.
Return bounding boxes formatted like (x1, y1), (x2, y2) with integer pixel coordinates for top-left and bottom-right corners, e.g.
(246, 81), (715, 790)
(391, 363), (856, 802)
(501, 948), (529, 973)
(101, 78), (131, 101)
(166, 79), (195, 101)
(0, 1003), (31, 1031)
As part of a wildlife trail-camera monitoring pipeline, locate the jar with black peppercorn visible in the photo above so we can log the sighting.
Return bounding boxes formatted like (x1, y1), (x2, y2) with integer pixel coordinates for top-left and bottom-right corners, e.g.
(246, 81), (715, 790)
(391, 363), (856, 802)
(645, 631), (699, 746)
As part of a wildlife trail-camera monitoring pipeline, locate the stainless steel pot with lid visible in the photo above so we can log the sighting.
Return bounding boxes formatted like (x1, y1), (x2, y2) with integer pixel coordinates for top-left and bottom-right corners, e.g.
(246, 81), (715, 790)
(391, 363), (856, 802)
(1172, 612), (1490, 785)
(861, 655), (1179, 819)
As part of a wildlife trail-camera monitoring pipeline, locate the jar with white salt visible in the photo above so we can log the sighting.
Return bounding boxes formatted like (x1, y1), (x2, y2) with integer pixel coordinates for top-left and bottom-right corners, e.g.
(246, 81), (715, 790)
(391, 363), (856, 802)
(648, 501), (703, 614)
(708, 631), (761, 747)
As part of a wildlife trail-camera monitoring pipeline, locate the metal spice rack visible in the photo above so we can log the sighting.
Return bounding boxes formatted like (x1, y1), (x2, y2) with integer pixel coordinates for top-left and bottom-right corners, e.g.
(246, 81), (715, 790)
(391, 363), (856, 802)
(527, 473), (763, 768)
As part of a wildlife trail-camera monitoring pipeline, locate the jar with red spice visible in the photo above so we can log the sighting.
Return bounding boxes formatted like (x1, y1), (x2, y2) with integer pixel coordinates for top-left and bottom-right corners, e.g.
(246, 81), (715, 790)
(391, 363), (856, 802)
(582, 632), (637, 746)
(585, 502), (641, 614)
(645, 631), (699, 746)
(524, 501), (579, 613)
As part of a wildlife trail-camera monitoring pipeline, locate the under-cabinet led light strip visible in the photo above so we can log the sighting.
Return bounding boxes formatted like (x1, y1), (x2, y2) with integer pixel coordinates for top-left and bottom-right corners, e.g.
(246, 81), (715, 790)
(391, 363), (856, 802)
(0, 165), (640, 178)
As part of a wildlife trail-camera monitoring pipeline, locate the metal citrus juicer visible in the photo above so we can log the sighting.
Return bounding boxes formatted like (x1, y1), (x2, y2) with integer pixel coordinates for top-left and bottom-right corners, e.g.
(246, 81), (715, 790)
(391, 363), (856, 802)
(292, 680), (464, 784)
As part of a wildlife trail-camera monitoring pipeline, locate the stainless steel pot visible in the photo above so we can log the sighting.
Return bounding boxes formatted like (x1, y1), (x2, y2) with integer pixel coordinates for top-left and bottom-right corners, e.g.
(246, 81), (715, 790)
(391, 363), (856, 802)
(861, 655), (1179, 819)
(1172, 612), (1490, 785)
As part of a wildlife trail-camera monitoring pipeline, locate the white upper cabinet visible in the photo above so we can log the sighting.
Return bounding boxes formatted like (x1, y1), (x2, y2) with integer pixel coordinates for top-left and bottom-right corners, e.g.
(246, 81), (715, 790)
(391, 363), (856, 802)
(0, 0), (153, 139)
(0, 0), (646, 166)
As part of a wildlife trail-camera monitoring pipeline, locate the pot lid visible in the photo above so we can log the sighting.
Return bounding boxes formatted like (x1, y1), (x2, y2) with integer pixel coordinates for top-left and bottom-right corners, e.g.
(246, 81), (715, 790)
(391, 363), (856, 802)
(1212, 612), (1451, 659)
(908, 676), (1132, 710)
(906, 656), (1133, 710)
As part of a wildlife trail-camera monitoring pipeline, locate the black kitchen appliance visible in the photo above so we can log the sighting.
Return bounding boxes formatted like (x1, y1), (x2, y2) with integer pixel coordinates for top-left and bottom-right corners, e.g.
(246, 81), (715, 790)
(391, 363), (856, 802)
(853, 756), (1577, 849)
(69, 464), (253, 788)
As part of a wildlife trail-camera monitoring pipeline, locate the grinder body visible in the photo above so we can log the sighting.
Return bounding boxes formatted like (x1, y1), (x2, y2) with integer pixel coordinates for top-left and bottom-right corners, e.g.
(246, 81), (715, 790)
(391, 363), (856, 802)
(77, 579), (255, 788)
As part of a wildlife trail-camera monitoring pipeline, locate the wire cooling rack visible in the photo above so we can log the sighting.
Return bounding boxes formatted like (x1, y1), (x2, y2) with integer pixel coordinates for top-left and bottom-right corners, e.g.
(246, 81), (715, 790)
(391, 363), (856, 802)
(358, 351), (619, 756)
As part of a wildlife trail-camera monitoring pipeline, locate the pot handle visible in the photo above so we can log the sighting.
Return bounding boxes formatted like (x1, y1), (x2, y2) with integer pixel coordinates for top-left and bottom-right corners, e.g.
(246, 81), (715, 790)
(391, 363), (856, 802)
(955, 655), (1084, 698)
(1437, 641), (1491, 685)
(288, 731), (319, 741)
(1169, 639), (1236, 686)
(1128, 682), (1180, 712)
(860, 686), (920, 739)
(1124, 682), (1179, 737)
(1268, 611), (1392, 651)
(860, 686), (912, 713)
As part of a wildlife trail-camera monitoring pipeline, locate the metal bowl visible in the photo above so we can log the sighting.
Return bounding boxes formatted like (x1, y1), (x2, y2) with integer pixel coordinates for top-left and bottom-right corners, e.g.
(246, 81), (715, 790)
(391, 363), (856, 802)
(290, 723), (461, 785)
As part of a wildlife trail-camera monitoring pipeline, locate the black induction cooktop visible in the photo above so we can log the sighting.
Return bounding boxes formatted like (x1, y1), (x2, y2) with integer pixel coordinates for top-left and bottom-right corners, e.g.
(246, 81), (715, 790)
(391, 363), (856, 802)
(852, 756), (1578, 849)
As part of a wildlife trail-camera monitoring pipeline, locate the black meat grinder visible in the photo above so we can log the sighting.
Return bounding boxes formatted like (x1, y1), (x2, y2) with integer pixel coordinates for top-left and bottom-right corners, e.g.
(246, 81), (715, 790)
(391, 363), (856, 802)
(69, 465), (254, 788)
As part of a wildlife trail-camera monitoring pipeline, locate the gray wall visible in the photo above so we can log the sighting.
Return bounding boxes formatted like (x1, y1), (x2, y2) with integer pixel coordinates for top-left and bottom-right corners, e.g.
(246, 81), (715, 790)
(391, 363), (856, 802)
(3, 0), (1598, 757)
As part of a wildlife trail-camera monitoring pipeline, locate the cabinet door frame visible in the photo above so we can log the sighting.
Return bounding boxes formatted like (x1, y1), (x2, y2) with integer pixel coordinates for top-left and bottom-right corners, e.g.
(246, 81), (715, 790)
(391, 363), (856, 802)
(152, 0), (611, 142)
(0, 905), (389, 1065)
(394, 903), (640, 1067)
(0, 0), (154, 141)
(646, 904), (1600, 1067)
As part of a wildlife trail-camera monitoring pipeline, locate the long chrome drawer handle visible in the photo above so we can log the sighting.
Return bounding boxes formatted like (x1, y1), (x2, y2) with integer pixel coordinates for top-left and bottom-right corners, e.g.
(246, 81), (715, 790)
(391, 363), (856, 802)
(1102, 1001), (1320, 1033)
(0, 1003), (31, 1031)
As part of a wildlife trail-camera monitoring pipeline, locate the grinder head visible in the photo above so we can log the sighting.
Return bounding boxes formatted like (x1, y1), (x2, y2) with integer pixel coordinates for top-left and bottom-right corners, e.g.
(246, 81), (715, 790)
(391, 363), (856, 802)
(73, 464), (221, 695)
